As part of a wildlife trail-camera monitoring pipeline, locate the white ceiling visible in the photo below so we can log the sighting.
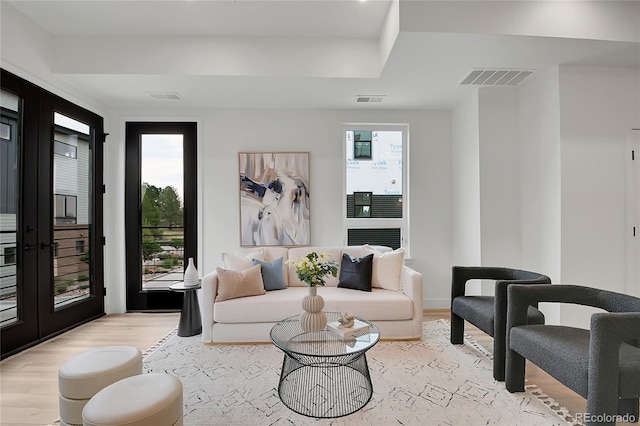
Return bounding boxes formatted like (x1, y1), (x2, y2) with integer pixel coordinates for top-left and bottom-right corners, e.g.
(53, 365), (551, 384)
(8, 0), (393, 38)
(4, 0), (639, 110)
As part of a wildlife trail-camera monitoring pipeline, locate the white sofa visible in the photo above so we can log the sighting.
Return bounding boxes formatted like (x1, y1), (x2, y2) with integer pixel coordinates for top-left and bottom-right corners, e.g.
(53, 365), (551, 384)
(200, 245), (423, 343)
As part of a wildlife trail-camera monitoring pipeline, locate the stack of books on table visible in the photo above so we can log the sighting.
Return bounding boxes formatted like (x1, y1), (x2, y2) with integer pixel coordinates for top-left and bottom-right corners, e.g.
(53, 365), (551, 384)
(327, 319), (369, 338)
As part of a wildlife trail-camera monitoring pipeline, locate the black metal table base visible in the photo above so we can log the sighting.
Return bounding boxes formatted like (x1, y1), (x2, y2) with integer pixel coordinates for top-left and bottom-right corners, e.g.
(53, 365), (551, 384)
(177, 289), (201, 337)
(277, 353), (373, 418)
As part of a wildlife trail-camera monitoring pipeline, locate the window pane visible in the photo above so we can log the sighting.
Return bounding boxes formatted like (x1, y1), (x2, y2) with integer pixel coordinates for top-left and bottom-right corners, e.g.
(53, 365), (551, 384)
(66, 196), (77, 218)
(54, 140), (77, 158)
(4, 247), (16, 265)
(346, 130), (403, 219)
(1, 89), (20, 326)
(347, 228), (402, 250)
(53, 112), (91, 309)
(141, 134), (184, 289)
(0, 123), (10, 140)
(345, 124), (408, 254)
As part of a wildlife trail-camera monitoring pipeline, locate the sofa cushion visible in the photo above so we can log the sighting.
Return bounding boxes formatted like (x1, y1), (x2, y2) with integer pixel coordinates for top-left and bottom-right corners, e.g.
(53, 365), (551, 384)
(252, 258), (286, 291)
(363, 244), (404, 291)
(214, 287), (413, 323)
(215, 265), (266, 301)
(222, 249), (264, 270)
(337, 253), (373, 292)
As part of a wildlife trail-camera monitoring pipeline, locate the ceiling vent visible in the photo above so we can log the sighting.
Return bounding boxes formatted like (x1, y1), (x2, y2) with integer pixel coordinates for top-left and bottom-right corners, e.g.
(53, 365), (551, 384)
(147, 92), (182, 100)
(356, 95), (385, 103)
(460, 69), (534, 86)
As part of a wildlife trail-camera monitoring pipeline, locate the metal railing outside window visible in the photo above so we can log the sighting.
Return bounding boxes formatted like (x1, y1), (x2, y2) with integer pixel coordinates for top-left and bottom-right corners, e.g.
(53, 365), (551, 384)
(141, 225), (185, 290)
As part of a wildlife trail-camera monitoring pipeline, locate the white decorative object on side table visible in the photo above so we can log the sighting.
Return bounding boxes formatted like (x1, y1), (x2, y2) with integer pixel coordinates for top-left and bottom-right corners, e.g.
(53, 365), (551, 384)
(184, 257), (198, 287)
(327, 319), (369, 338)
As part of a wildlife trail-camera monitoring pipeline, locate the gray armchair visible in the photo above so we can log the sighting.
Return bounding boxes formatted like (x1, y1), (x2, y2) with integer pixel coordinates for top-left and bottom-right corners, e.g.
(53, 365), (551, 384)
(450, 266), (550, 381)
(505, 284), (640, 426)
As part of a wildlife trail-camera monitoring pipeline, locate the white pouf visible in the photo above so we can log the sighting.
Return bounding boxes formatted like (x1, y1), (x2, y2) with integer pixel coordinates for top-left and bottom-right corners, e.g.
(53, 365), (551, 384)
(58, 346), (142, 426)
(82, 373), (183, 426)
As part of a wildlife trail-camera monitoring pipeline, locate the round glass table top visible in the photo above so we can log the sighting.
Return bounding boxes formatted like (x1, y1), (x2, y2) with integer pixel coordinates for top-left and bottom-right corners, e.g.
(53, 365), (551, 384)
(270, 312), (380, 358)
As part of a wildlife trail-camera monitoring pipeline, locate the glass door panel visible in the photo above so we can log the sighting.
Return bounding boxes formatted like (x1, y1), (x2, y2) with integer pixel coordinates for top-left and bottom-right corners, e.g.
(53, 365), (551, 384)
(140, 134), (184, 290)
(125, 121), (196, 311)
(0, 89), (21, 327)
(1, 69), (104, 359)
(52, 112), (92, 309)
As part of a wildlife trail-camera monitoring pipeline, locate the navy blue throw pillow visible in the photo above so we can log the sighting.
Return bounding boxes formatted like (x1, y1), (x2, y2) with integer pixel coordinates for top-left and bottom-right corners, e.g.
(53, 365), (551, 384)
(338, 253), (373, 292)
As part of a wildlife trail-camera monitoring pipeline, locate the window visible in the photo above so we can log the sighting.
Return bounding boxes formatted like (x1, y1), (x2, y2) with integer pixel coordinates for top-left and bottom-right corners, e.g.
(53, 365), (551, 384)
(354, 192), (372, 218)
(75, 240), (85, 254)
(125, 121), (197, 311)
(54, 194), (77, 224)
(344, 125), (408, 251)
(54, 140), (77, 159)
(353, 131), (372, 160)
(0, 123), (10, 140)
(3, 247), (16, 265)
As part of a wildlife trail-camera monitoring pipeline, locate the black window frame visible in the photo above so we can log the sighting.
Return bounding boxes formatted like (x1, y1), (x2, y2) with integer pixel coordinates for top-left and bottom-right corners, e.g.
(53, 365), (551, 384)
(125, 121), (197, 311)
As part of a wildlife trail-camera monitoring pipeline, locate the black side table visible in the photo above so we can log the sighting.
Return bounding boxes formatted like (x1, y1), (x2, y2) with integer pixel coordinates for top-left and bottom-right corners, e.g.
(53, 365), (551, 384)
(169, 281), (202, 337)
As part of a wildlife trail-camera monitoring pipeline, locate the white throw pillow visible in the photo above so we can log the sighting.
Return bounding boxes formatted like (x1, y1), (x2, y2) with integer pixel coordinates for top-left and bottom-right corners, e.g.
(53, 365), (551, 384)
(222, 249), (264, 270)
(363, 244), (405, 291)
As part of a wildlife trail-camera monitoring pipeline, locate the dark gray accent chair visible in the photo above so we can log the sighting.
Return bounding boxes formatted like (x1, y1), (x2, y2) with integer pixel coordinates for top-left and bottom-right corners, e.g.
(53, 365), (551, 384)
(450, 266), (550, 381)
(505, 284), (640, 426)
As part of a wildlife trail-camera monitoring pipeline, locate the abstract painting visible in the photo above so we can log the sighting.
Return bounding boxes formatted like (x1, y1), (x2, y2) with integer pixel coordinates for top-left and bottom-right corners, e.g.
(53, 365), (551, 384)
(239, 152), (310, 246)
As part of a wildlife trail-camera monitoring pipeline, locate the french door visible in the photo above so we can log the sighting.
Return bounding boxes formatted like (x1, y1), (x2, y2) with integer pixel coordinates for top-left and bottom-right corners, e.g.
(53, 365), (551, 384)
(1, 70), (104, 359)
(125, 122), (197, 311)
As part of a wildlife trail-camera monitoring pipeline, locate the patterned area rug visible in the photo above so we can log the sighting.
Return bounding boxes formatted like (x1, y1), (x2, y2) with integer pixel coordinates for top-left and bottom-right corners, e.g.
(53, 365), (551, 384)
(144, 320), (579, 426)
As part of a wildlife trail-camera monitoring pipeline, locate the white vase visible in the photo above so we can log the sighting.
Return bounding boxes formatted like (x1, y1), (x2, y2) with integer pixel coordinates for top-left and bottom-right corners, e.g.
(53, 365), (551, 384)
(300, 286), (326, 332)
(184, 257), (198, 287)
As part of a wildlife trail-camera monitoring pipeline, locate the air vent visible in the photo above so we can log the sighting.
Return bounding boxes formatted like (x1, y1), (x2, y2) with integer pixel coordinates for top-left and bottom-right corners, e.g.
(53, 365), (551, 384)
(356, 95), (385, 103)
(460, 69), (534, 86)
(147, 92), (182, 100)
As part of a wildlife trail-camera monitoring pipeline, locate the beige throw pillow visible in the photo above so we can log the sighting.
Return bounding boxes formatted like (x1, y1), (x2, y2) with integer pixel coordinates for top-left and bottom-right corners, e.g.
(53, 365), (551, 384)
(363, 244), (405, 291)
(215, 264), (266, 302)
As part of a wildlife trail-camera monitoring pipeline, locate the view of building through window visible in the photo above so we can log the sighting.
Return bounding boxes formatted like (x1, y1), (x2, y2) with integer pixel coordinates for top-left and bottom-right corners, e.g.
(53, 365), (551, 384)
(0, 89), (19, 326)
(52, 112), (92, 309)
(345, 126), (408, 250)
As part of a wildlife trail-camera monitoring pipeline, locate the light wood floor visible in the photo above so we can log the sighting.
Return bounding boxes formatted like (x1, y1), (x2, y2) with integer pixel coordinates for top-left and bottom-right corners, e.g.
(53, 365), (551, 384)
(0, 313), (179, 426)
(1, 310), (591, 426)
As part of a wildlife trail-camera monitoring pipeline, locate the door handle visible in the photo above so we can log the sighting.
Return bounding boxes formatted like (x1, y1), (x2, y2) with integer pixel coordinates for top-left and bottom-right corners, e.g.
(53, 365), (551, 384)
(24, 243), (37, 251)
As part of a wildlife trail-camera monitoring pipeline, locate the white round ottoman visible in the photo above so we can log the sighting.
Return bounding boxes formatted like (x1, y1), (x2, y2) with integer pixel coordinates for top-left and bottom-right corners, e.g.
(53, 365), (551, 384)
(58, 346), (142, 426)
(82, 373), (183, 426)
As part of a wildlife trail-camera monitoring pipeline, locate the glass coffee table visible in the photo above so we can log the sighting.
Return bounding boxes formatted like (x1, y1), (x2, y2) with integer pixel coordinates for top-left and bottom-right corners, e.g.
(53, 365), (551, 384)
(270, 312), (380, 418)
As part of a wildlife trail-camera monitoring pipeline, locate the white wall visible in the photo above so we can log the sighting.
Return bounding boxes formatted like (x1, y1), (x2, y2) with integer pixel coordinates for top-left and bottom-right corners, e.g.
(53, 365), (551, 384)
(451, 91), (482, 288)
(0, 2), (107, 117)
(478, 88), (522, 269)
(452, 89), (523, 296)
(517, 67), (563, 324)
(558, 65), (640, 327)
(516, 64), (640, 327)
(103, 108), (453, 313)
